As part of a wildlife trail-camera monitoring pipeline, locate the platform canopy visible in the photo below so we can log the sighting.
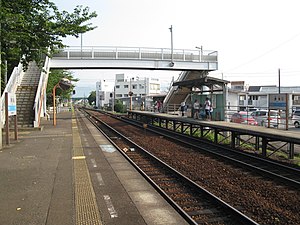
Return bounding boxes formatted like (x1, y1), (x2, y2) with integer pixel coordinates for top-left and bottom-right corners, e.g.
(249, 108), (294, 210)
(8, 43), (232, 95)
(172, 76), (230, 93)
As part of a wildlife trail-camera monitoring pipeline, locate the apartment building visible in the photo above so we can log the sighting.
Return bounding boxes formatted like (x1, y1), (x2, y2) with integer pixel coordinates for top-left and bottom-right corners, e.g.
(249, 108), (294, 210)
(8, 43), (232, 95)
(228, 81), (300, 112)
(95, 80), (114, 108)
(95, 74), (161, 110)
(114, 74), (160, 98)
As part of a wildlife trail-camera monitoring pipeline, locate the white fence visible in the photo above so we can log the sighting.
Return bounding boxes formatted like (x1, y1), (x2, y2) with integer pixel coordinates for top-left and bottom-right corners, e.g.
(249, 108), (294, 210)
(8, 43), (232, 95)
(0, 62), (24, 127)
(53, 46), (218, 63)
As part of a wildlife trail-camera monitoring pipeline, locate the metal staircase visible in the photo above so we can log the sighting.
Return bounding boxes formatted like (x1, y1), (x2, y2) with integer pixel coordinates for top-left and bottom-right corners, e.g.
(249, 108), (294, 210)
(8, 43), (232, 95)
(163, 70), (209, 112)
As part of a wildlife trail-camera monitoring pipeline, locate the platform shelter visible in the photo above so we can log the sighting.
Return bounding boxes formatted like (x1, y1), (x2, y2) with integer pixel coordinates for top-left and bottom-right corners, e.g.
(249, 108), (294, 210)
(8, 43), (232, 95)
(172, 76), (230, 120)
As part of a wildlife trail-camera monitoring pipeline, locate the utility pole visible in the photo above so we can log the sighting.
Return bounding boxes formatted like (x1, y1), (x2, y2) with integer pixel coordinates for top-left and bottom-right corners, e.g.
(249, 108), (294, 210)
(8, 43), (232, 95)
(278, 68), (281, 94)
(80, 33), (83, 59)
(0, 11), (2, 149)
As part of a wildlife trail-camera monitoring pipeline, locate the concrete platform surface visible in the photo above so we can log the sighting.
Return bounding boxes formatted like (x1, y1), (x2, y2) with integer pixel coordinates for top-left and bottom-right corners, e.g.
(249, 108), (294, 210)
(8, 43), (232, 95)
(0, 109), (188, 225)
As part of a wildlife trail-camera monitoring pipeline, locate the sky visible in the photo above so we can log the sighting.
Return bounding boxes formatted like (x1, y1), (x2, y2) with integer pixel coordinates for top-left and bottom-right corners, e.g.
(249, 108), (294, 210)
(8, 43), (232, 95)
(52, 0), (300, 96)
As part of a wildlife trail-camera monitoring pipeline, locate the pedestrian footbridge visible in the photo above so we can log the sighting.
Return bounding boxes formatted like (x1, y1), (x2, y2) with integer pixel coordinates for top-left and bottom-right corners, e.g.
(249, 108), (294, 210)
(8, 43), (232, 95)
(2, 45), (218, 128)
(51, 46), (218, 71)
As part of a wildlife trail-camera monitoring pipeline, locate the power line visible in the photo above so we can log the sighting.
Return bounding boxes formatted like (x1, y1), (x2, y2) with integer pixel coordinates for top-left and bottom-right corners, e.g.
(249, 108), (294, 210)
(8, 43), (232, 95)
(225, 31), (300, 73)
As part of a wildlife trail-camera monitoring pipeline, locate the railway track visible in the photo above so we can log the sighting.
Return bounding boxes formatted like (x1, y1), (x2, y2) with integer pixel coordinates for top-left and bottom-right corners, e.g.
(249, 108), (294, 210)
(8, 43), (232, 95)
(82, 108), (300, 224)
(85, 110), (258, 225)
(120, 114), (300, 189)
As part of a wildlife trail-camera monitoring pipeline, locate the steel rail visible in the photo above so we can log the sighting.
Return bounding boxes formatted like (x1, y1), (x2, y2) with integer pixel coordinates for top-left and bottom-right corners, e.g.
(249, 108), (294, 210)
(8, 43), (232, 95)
(84, 109), (259, 225)
(120, 115), (300, 189)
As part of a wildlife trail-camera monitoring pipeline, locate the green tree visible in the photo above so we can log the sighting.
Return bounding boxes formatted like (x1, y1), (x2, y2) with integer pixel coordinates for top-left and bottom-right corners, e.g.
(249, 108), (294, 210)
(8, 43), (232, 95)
(87, 91), (96, 105)
(46, 69), (78, 106)
(0, 0), (97, 76)
(114, 99), (126, 113)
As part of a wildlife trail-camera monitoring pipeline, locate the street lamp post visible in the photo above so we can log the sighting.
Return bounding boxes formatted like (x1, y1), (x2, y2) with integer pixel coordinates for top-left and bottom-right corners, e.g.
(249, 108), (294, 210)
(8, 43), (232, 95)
(52, 82), (60, 126)
(129, 77), (134, 110)
(53, 78), (72, 126)
(110, 88), (115, 112)
(169, 25), (174, 66)
(195, 46), (203, 61)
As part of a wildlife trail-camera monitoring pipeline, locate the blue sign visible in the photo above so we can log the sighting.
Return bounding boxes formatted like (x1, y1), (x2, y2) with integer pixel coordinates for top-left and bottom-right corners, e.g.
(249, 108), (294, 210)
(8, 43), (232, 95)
(8, 93), (17, 116)
(269, 94), (287, 110)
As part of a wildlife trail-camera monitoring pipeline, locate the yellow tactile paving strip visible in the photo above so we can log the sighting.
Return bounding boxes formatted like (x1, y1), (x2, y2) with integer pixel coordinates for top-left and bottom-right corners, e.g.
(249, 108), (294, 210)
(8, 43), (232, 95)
(72, 117), (103, 225)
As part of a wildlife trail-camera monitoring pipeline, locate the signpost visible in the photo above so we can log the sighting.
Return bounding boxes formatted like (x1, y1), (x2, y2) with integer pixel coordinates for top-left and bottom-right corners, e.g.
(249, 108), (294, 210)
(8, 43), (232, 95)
(269, 93), (289, 130)
(5, 92), (18, 145)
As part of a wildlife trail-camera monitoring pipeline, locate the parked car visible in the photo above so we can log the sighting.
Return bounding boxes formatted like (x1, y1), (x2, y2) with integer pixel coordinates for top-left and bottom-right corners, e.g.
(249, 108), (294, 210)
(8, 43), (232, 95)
(247, 108), (259, 112)
(292, 110), (300, 128)
(250, 110), (280, 127)
(230, 111), (258, 125)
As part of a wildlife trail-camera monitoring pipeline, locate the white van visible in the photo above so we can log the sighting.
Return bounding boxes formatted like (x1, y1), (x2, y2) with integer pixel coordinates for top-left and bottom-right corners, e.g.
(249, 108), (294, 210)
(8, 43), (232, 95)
(292, 110), (300, 128)
(251, 110), (280, 127)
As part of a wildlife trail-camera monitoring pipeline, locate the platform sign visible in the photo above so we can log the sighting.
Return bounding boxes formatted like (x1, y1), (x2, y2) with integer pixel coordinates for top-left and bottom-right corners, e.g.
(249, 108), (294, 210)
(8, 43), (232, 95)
(269, 93), (288, 110)
(8, 93), (17, 116)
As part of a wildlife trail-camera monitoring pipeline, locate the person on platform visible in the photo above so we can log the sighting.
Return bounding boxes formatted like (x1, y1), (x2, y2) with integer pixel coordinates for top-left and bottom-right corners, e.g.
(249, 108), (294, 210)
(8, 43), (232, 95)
(204, 97), (212, 120)
(180, 101), (185, 117)
(157, 100), (162, 112)
(193, 99), (200, 119)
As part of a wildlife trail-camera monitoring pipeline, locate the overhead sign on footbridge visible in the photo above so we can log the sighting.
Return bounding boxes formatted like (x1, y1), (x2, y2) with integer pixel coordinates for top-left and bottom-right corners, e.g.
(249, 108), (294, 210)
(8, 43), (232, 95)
(50, 46), (218, 71)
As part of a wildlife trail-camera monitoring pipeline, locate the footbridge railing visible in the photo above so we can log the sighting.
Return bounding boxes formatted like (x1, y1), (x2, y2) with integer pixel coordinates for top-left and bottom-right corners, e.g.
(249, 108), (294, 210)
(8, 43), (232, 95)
(33, 56), (51, 127)
(51, 46), (218, 71)
(53, 46), (218, 62)
(0, 62), (24, 127)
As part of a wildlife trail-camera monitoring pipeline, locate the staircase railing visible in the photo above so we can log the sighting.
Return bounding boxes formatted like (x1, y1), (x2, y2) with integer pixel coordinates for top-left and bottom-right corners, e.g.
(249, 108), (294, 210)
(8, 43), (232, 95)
(0, 62), (24, 127)
(33, 56), (51, 127)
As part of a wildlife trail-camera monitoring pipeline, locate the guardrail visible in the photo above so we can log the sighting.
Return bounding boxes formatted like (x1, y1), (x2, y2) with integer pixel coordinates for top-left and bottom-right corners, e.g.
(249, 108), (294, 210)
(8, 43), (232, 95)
(0, 62), (24, 127)
(224, 106), (297, 129)
(53, 46), (218, 63)
(33, 56), (50, 127)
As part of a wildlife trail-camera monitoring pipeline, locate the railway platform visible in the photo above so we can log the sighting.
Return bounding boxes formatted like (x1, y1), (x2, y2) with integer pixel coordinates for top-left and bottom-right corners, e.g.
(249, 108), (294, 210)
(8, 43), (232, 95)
(0, 109), (188, 225)
(128, 110), (300, 161)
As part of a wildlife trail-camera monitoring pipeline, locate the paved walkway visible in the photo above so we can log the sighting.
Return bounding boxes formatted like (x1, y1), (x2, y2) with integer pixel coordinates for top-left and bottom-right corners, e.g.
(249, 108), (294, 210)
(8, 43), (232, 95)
(0, 111), (74, 225)
(0, 109), (188, 225)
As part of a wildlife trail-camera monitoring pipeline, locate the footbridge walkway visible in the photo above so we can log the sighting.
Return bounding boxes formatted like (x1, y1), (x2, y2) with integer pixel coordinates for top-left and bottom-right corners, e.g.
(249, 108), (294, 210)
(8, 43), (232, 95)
(50, 46), (218, 71)
(1, 45), (218, 129)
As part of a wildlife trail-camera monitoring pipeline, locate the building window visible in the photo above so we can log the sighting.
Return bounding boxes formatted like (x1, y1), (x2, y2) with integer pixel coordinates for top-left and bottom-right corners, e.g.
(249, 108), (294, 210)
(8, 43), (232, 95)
(115, 85), (120, 89)
(139, 84), (145, 89)
(124, 85), (129, 88)
(124, 94), (128, 97)
(239, 95), (246, 100)
(150, 83), (160, 90)
(99, 91), (105, 100)
(132, 84), (137, 89)
(116, 94), (122, 98)
(249, 95), (258, 100)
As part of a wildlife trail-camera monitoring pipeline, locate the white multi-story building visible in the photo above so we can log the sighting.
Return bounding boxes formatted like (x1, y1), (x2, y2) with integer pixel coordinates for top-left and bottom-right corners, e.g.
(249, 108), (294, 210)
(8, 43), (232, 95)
(114, 74), (161, 110)
(95, 80), (114, 108)
(95, 74), (161, 110)
(114, 74), (160, 98)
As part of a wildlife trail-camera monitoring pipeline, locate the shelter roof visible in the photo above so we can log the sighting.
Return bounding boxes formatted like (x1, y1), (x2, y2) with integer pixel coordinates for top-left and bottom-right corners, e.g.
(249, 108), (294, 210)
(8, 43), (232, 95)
(172, 76), (230, 89)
